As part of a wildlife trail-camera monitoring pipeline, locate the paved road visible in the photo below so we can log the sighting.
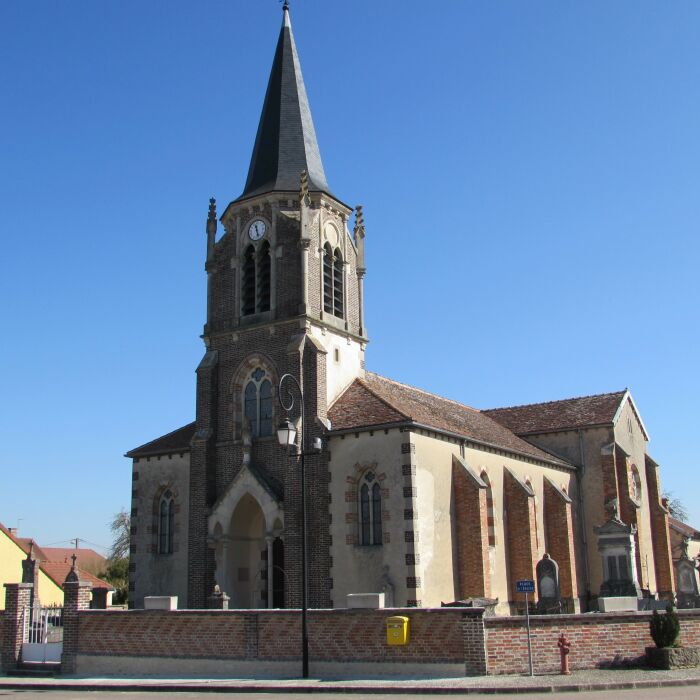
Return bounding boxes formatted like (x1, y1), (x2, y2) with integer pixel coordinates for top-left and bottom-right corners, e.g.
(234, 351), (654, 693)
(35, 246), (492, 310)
(1, 690), (699, 700)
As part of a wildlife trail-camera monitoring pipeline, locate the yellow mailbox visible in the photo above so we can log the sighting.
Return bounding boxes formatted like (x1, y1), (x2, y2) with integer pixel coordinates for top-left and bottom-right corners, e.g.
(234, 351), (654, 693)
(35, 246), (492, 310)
(386, 615), (409, 646)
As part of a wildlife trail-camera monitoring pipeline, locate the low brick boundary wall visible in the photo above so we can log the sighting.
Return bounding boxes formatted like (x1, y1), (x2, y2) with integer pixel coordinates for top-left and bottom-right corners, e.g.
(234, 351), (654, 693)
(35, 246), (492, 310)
(485, 609), (700, 675)
(74, 607), (487, 676)
(6, 590), (700, 678)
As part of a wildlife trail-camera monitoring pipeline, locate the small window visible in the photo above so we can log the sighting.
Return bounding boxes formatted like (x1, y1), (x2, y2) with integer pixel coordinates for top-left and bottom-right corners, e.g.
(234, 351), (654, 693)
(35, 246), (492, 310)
(359, 471), (382, 545)
(158, 491), (174, 555)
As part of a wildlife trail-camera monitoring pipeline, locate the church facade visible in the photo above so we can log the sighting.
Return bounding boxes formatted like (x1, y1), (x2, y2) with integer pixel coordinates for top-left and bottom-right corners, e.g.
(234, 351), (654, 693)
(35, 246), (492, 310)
(126, 5), (676, 615)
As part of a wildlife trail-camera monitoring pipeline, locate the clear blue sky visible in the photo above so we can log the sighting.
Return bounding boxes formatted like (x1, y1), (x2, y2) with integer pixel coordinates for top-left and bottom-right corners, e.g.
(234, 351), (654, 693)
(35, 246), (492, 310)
(1, 1), (698, 552)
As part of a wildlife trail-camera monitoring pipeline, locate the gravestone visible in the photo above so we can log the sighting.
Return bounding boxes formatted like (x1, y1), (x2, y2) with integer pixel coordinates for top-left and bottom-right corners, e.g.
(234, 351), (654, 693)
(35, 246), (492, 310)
(675, 537), (700, 609)
(536, 554), (561, 613)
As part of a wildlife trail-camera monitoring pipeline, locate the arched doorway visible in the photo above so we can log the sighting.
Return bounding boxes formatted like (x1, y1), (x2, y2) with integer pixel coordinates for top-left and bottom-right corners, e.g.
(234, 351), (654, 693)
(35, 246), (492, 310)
(229, 494), (266, 608)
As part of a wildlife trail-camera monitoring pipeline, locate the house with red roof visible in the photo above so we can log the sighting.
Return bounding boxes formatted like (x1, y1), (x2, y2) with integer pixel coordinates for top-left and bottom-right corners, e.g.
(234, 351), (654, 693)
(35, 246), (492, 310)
(0, 523), (112, 609)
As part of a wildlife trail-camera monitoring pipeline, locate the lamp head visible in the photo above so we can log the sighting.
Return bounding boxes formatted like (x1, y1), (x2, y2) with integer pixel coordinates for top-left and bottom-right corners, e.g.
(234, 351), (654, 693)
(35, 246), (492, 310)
(277, 418), (297, 448)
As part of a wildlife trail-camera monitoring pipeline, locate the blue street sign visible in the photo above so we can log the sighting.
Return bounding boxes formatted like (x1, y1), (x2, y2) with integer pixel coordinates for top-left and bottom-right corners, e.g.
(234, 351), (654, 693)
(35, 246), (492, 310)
(516, 579), (535, 593)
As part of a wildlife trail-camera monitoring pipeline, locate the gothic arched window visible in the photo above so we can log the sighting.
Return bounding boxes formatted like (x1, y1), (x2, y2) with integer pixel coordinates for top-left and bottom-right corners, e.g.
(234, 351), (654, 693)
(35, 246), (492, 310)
(244, 368), (273, 437)
(359, 471), (382, 545)
(242, 245), (256, 316)
(158, 491), (174, 555)
(322, 243), (344, 319)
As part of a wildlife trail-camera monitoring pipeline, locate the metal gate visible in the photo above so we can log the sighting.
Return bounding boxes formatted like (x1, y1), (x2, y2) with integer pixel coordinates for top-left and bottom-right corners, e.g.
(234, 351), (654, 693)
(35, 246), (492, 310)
(20, 605), (63, 663)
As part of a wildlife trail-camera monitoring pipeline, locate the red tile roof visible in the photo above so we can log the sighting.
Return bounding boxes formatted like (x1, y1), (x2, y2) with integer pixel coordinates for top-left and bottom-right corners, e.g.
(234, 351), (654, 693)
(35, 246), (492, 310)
(40, 547), (107, 574)
(482, 391), (627, 435)
(40, 561), (112, 590)
(328, 373), (570, 467)
(669, 517), (700, 540)
(126, 421), (196, 458)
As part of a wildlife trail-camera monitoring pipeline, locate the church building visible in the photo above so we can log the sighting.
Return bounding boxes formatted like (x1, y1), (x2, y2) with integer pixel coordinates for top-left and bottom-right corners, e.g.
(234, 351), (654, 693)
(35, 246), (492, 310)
(126, 5), (676, 615)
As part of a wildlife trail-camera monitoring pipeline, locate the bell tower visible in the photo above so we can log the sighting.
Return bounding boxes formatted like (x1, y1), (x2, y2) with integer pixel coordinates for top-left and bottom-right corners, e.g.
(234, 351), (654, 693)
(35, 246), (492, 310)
(187, 3), (367, 608)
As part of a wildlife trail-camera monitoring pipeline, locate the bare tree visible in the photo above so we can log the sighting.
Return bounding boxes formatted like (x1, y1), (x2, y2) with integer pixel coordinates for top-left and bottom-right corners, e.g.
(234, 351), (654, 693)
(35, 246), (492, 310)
(663, 491), (688, 523)
(109, 509), (130, 560)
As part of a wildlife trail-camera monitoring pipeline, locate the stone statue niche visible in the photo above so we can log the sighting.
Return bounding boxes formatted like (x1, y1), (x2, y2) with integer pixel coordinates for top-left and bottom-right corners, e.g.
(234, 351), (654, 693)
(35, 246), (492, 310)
(594, 513), (642, 611)
(536, 553), (562, 614)
(675, 537), (700, 609)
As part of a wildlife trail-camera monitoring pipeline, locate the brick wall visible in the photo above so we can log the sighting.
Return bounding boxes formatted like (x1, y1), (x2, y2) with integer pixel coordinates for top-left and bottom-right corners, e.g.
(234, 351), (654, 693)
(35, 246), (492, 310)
(74, 608), (482, 668)
(485, 609), (700, 675)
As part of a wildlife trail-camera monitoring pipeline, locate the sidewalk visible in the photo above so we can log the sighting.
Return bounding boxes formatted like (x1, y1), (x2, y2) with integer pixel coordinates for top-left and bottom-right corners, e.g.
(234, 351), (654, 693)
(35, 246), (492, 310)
(2, 667), (700, 694)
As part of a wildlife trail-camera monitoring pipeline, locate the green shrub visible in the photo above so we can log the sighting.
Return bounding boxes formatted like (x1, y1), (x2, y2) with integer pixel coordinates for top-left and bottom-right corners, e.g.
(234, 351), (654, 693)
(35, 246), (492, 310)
(650, 604), (681, 648)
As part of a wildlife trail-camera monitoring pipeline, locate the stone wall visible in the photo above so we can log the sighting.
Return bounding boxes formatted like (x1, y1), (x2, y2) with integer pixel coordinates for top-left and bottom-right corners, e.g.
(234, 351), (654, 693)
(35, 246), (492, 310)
(484, 609), (700, 675)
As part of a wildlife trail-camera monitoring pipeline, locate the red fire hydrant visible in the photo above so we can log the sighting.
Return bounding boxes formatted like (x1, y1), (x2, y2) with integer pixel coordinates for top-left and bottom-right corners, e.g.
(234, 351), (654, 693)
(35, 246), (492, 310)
(557, 633), (571, 675)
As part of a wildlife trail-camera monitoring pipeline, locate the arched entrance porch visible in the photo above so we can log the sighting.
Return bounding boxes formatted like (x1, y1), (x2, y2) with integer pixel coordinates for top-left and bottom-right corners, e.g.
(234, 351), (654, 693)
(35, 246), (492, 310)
(208, 464), (285, 608)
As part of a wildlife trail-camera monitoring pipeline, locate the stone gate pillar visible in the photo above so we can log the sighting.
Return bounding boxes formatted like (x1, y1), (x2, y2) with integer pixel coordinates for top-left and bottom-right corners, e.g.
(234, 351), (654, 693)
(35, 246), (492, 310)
(2, 582), (33, 671)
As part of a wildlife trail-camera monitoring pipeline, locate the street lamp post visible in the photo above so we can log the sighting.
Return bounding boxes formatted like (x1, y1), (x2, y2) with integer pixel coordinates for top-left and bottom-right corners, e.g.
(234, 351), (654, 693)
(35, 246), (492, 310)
(277, 372), (320, 679)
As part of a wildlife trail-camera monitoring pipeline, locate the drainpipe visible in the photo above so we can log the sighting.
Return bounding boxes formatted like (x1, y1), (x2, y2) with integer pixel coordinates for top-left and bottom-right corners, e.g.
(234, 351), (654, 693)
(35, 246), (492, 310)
(577, 429), (591, 607)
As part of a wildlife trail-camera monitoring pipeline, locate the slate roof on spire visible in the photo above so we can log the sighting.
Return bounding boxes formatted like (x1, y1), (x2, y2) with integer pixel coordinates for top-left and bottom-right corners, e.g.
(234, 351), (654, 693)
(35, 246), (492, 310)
(237, 4), (331, 201)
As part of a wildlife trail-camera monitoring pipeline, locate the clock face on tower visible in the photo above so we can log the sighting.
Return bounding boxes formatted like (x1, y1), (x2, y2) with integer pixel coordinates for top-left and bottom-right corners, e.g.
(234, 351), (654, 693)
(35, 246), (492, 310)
(248, 219), (267, 241)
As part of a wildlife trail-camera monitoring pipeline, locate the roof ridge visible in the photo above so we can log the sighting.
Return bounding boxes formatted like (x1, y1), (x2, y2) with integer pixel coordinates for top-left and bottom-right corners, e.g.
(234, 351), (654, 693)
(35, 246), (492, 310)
(366, 372), (480, 414)
(483, 389), (628, 413)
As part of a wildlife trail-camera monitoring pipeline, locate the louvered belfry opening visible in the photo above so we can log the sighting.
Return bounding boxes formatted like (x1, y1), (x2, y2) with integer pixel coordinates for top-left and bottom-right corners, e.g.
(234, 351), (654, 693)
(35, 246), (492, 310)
(257, 241), (271, 312)
(242, 245), (256, 316)
(322, 243), (344, 319)
(323, 243), (333, 314)
(333, 249), (343, 319)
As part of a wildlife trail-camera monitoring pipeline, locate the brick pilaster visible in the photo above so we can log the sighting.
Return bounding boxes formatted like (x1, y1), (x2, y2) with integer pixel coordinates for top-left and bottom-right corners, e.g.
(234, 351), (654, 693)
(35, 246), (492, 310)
(61, 575), (92, 674)
(543, 478), (578, 610)
(645, 455), (675, 599)
(504, 470), (537, 607)
(2, 583), (32, 671)
(462, 609), (487, 675)
(188, 349), (219, 609)
(452, 455), (490, 598)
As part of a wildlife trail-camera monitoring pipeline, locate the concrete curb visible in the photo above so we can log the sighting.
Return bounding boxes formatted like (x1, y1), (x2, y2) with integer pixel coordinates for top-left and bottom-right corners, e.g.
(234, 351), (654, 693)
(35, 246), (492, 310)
(1, 677), (700, 694)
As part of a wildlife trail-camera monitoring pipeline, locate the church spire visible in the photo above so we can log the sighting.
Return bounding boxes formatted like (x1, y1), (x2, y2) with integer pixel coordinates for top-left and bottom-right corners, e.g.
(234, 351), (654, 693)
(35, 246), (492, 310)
(238, 3), (331, 201)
